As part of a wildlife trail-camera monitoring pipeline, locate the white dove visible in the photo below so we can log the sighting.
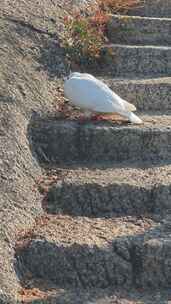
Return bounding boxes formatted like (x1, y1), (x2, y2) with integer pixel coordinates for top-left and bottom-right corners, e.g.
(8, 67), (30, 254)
(64, 72), (142, 124)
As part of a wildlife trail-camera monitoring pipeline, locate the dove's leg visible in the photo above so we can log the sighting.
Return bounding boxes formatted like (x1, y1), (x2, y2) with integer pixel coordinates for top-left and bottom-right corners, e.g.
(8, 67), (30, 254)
(79, 111), (92, 122)
(91, 114), (106, 121)
(58, 103), (65, 112)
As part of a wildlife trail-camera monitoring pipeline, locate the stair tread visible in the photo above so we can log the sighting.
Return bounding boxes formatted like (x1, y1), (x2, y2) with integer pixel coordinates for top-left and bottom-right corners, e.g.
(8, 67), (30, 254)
(17, 283), (171, 304)
(46, 164), (171, 187)
(36, 113), (171, 129)
(111, 14), (171, 21)
(103, 77), (171, 84)
(19, 215), (156, 246)
(106, 44), (171, 49)
(123, 113), (171, 128)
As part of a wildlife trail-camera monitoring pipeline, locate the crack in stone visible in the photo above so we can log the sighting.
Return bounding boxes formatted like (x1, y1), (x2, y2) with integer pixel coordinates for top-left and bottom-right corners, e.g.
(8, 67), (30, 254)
(1, 14), (58, 39)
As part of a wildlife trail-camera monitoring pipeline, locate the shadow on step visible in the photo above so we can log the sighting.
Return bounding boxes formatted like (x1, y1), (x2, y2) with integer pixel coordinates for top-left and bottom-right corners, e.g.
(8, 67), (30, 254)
(27, 112), (171, 169)
(42, 182), (171, 219)
(14, 223), (171, 299)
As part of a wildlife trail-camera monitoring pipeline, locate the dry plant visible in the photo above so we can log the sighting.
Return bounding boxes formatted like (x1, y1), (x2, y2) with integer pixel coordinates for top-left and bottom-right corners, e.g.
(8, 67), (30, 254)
(61, 10), (109, 66)
(61, 0), (142, 65)
(99, 0), (142, 13)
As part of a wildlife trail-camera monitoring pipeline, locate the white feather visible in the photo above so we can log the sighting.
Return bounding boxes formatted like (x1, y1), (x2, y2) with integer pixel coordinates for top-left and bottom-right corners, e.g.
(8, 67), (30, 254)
(64, 72), (142, 124)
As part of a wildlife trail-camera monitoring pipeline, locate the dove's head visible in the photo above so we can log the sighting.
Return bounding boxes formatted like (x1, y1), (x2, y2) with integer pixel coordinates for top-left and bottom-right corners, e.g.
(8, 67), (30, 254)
(63, 72), (82, 82)
(69, 72), (82, 78)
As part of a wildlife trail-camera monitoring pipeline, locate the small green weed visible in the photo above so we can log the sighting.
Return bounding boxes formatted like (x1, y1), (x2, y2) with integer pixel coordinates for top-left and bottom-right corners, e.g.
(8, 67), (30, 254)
(61, 11), (109, 66)
(61, 0), (142, 66)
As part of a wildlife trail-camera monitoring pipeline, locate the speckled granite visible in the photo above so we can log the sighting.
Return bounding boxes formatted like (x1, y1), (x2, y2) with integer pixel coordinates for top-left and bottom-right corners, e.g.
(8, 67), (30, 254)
(12, 1), (171, 303)
(15, 214), (171, 290)
(30, 114), (171, 165)
(43, 165), (171, 217)
(102, 44), (171, 77)
(108, 15), (171, 46)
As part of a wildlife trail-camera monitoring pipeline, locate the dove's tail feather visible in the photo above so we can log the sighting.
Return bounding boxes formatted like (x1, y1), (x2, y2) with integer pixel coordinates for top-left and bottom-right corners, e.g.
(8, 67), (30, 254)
(123, 100), (136, 112)
(126, 112), (142, 124)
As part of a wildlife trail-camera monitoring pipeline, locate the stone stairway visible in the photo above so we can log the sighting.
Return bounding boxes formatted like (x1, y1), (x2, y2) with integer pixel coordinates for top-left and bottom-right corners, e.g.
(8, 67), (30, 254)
(15, 2), (171, 303)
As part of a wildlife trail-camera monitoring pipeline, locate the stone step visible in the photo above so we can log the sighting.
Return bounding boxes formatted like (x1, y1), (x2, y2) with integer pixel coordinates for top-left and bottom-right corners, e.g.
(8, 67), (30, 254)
(43, 165), (171, 217)
(102, 44), (171, 77)
(108, 15), (171, 46)
(15, 215), (171, 290)
(30, 114), (171, 165)
(103, 77), (171, 112)
(128, 0), (171, 18)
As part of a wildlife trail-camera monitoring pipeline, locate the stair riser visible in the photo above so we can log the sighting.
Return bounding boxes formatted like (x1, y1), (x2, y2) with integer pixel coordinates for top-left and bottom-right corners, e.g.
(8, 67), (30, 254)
(31, 121), (171, 165)
(128, 0), (171, 18)
(142, 239), (171, 288)
(16, 239), (133, 289)
(108, 16), (171, 46)
(105, 79), (171, 112)
(45, 183), (171, 217)
(17, 236), (171, 289)
(102, 46), (171, 77)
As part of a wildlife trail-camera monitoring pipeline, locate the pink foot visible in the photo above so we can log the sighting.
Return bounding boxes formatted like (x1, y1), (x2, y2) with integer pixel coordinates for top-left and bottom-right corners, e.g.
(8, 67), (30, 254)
(91, 114), (105, 121)
(79, 115), (88, 123)
(58, 104), (65, 112)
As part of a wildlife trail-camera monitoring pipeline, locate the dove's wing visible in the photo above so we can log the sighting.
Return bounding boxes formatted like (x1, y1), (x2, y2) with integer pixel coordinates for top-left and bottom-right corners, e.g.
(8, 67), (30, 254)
(64, 74), (132, 113)
(81, 74), (136, 112)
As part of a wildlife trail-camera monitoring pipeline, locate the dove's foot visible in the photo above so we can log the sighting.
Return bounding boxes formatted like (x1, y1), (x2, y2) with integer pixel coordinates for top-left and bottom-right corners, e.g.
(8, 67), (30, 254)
(58, 104), (65, 112)
(91, 114), (105, 121)
(79, 114), (105, 123)
(79, 115), (89, 123)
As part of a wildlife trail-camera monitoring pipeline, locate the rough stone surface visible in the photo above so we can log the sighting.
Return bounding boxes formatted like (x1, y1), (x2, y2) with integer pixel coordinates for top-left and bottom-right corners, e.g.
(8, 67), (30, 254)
(15, 215), (157, 289)
(12, 283), (171, 304)
(102, 44), (171, 77)
(44, 165), (171, 217)
(30, 115), (171, 165)
(108, 15), (171, 46)
(71, 0), (98, 9)
(0, 1), (67, 302)
(15, 215), (171, 291)
(1, 0), (171, 303)
(142, 237), (171, 288)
